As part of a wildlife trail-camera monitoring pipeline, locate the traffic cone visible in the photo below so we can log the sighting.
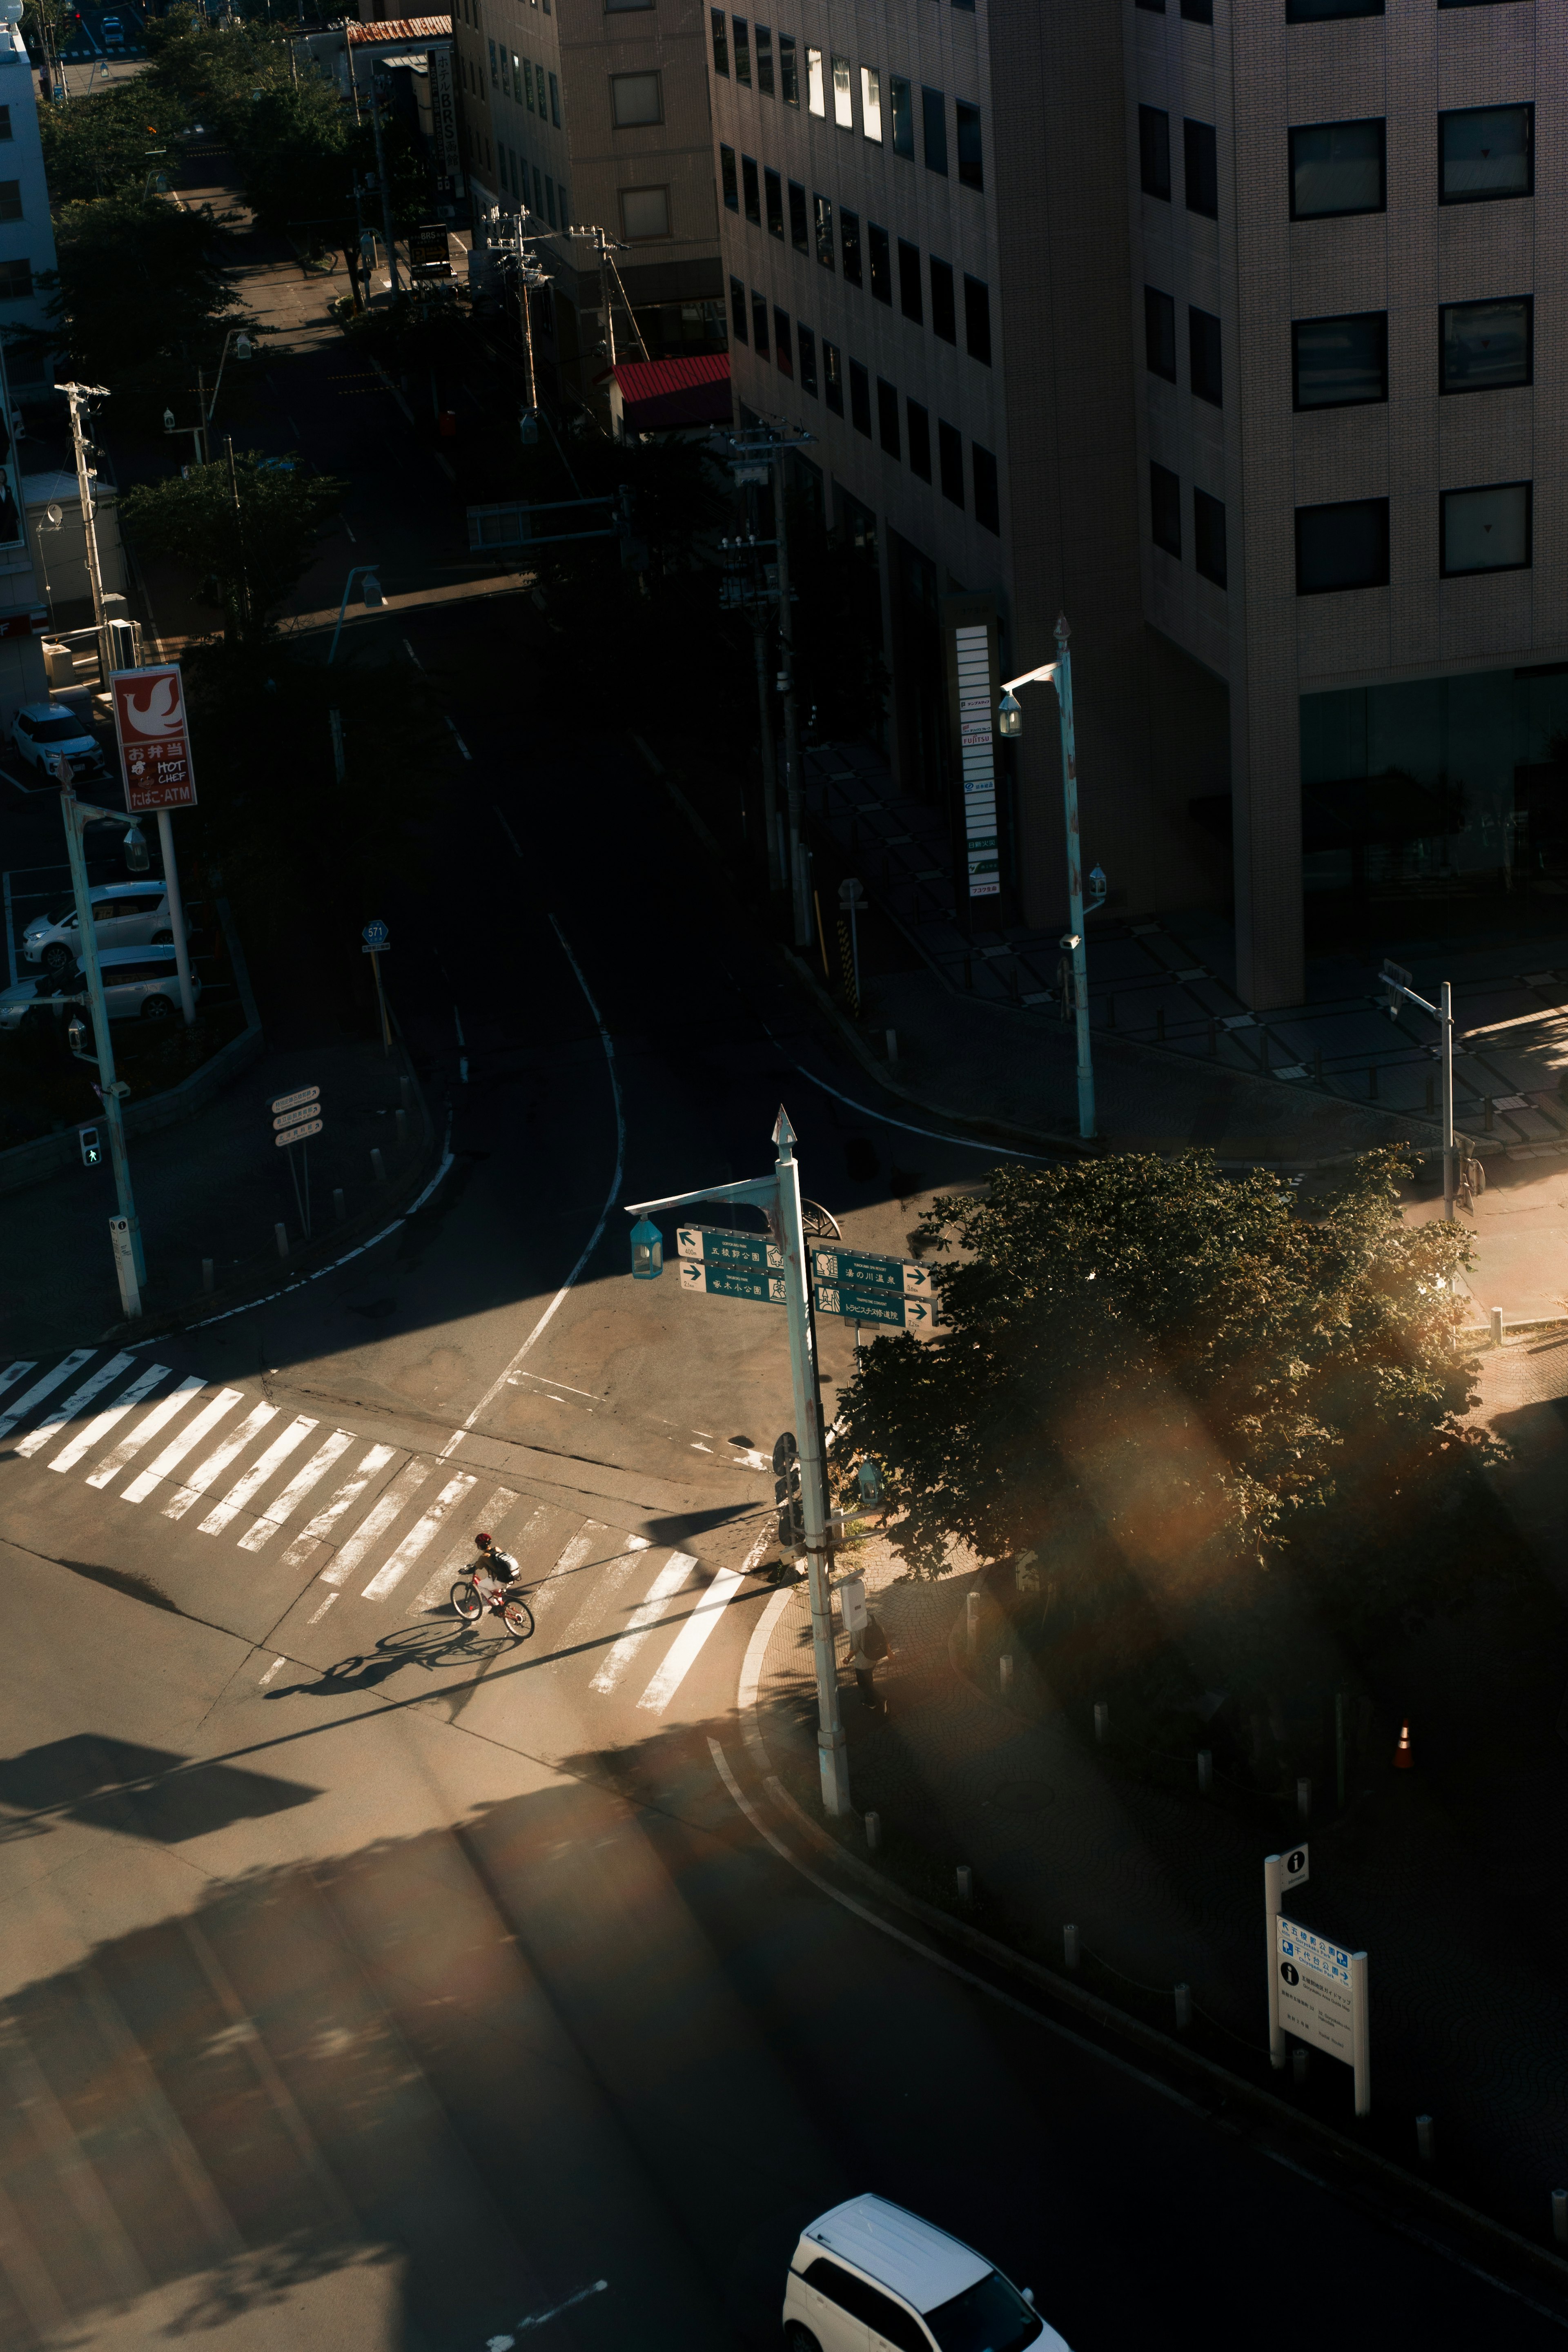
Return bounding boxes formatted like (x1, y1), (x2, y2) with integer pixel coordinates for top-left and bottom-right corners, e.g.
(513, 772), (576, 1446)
(1393, 1720), (1414, 1771)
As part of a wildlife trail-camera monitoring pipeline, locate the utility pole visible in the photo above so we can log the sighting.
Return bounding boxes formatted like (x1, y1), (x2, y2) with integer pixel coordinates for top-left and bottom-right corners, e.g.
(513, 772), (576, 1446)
(1379, 960), (1458, 1216)
(723, 426), (815, 939)
(57, 382), (111, 684)
(225, 434), (250, 637)
(369, 81), (401, 294)
(596, 225), (615, 365)
(57, 768), (144, 1315)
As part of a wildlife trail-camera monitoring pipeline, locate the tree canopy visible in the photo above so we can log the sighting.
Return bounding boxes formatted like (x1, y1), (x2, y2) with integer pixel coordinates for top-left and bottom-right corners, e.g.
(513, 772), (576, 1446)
(118, 453), (345, 640)
(36, 196), (245, 426)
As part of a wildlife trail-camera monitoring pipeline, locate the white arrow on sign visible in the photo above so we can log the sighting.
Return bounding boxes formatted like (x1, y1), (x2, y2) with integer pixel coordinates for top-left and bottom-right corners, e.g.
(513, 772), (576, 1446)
(275, 1118), (323, 1148)
(903, 1263), (933, 1294)
(679, 1261), (708, 1291)
(273, 1104), (322, 1132)
(271, 1085), (320, 1116)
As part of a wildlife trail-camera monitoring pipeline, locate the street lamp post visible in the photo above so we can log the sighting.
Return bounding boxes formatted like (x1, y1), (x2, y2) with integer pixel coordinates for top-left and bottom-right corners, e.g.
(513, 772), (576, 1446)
(166, 331), (253, 467)
(1379, 959), (1458, 1217)
(722, 427), (816, 945)
(55, 762), (145, 1317)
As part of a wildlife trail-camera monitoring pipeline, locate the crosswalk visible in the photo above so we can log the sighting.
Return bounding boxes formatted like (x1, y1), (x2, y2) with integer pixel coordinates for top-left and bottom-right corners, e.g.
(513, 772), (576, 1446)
(0, 1349), (762, 1719)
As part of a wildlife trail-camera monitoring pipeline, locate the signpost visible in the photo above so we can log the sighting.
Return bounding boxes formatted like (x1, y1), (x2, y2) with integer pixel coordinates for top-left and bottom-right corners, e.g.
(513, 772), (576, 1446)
(678, 1259), (785, 1304)
(361, 920), (392, 1056)
(1265, 1849), (1368, 2115)
(272, 1084), (322, 1238)
(677, 1223), (782, 1271)
(109, 660), (198, 1026)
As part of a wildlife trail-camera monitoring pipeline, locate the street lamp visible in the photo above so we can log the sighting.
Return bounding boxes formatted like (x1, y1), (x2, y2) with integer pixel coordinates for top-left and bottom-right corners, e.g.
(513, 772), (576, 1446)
(629, 1216), (663, 1278)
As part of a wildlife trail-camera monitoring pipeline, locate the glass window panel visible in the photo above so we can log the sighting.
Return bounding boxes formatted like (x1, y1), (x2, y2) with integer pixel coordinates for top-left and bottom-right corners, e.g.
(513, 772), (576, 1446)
(1139, 105), (1171, 199)
(972, 444), (999, 533)
(1181, 0), (1214, 20)
(1440, 297), (1531, 394)
(832, 54), (853, 127)
(849, 360), (871, 434)
(807, 46), (825, 116)
(841, 206), (862, 284)
(729, 275), (748, 342)
(548, 71), (560, 125)
(938, 419), (964, 506)
(898, 238), (922, 322)
(813, 191), (834, 266)
(907, 400), (931, 480)
(1183, 119), (1218, 217)
(877, 378), (900, 456)
(1295, 497), (1390, 593)
(930, 256), (956, 342)
(1287, 0), (1381, 16)
(824, 339), (844, 414)
(780, 33), (798, 105)
(789, 180), (808, 252)
(1293, 311), (1387, 408)
(922, 87), (947, 174)
(765, 166), (784, 236)
(742, 154), (760, 222)
(1290, 118), (1385, 218)
(1145, 287), (1176, 382)
(756, 23), (773, 94)
(964, 274), (991, 363)
(733, 16), (750, 84)
(1440, 105), (1532, 203)
(1188, 304), (1221, 403)
(955, 99), (983, 189)
(774, 306), (792, 374)
(890, 75), (913, 158)
(799, 323), (817, 394)
(1441, 481), (1530, 574)
(1151, 461), (1181, 557)
(860, 67), (882, 142)
(610, 72), (661, 126)
(720, 145), (738, 210)
(868, 221), (891, 302)
(1194, 489), (1227, 586)
(621, 186), (668, 237)
(751, 289), (769, 353)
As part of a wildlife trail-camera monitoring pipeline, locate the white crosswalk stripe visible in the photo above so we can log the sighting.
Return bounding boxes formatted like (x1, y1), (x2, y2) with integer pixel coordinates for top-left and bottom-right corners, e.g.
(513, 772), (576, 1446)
(635, 1564), (747, 1714)
(162, 1402), (278, 1522)
(237, 1428), (354, 1551)
(530, 1521), (608, 1614)
(86, 1377), (206, 1488)
(122, 1391), (245, 1505)
(359, 1474), (477, 1600)
(198, 1415), (318, 1536)
(0, 1361), (38, 1401)
(48, 1363), (171, 1474)
(315, 1458), (427, 1586)
(554, 1537), (651, 1653)
(0, 1352), (96, 1443)
(589, 1555), (696, 1695)
(278, 1443), (398, 1569)
(408, 1487), (522, 1615)
(14, 1353), (139, 1460)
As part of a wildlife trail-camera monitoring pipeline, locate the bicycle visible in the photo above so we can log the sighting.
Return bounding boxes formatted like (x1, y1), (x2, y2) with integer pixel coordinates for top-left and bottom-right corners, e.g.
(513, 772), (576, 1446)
(451, 1570), (535, 1640)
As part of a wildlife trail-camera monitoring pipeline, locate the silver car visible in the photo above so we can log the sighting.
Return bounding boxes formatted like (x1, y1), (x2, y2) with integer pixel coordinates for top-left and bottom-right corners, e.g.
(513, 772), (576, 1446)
(0, 945), (200, 1031)
(10, 702), (107, 781)
(21, 881), (188, 976)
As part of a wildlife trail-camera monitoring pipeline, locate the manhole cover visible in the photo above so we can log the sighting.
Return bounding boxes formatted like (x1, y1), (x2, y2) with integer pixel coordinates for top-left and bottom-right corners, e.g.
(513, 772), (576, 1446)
(992, 1780), (1055, 1815)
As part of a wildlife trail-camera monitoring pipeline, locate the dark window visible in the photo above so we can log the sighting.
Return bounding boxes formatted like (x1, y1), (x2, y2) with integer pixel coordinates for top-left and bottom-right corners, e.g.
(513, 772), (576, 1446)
(898, 238), (922, 322)
(1440, 296), (1531, 394)
(890, 74), (914, 157)
(854, 2287), (928, 2352)
(1151, 461), (1182, 557)
(765, 167), (784, 237)
(1293, 311), (1387, 408)
(1136, 0), (1164, 10)
(742, 154), (760, 223)
(922, 86), (948, 174)
(780, 33), (798, 104)
(849, 359), (872, 435)
(1290, 119), (1385, 218)
(1188, 305), (1221, 404)
(814, 192), (834, 266)
(1295, 497), (1390, 593)
(1140, 106), (1171, 200)
(939, 419), (964, 505)
(799, 322), (818, 394)
(1441, 480), (1531, 575)
(955, 99), (983, 190)
(868, 222), (891, 303)
(549, 71), (560, 125)
(803, 2264), (862, 2314)
(1180, 0), (1214, 19)
(729, 275), (748, 342)
(930, 256), (956, 342)
(1145, 287), (1177, 382)
(775, 306), (793, 374)
(0, 105), (13, 137)
(1194, 488), (1227, 586)
(733, 14), (750, 83)
(756, 22), (773, 94)
(824, 339), (844, 414)
(711, 7), (728, 74)
(972, 443), (1000, 533)
(877, 377), (900, 456)
(1183, 119), (1218, 217)
(751, 290), (769, 354)
(1287, 0), (1381, 17)
(720, 144), (739, 210)
(841, 207), (862, 285)
(964, 274), (991, 364)
(1439, 105), (1532, 204)
(907, 400), (931, 481)
(788, 180), (808, 252)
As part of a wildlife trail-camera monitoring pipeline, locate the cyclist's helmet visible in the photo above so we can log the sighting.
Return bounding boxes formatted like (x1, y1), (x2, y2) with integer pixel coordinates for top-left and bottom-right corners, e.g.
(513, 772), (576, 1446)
(475, 1531), (492, 1548)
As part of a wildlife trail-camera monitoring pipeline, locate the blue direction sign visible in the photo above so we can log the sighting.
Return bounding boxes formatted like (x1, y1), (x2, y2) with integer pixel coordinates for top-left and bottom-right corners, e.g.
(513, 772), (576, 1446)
(362, 919), (390, 949)
(811, 1246), (934, 1298)
(679, 1259), (785, 1305)
(677, 1222), (782, 1272)
(816, 1284), (935, 1330)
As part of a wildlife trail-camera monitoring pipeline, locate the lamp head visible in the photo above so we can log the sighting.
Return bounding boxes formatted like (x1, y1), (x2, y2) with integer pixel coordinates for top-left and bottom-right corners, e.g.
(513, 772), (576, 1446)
(163, 408), (176, 432)
(123, 825), (150, 874)
(361, 571), (385, 610)
(629, 1216), (664, 1279)
(1088, 864), (1107, 901)
(234, 332), (253, 360)
(998, 689), (1022, 739)
(67, 1014), (86, 1054)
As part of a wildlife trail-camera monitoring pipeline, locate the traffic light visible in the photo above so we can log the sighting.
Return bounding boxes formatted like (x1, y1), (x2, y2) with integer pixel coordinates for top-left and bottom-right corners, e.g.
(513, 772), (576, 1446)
(1380, 958), (1412, 1021)
(79, 1125), (102, 1168)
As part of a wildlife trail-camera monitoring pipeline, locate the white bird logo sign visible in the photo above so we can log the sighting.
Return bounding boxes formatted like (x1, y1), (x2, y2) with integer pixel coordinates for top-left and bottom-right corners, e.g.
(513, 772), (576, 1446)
(119, 670), (183, 737)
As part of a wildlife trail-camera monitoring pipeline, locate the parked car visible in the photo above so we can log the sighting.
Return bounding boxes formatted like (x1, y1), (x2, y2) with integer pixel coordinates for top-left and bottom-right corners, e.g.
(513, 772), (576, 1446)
(21, 882), (189, 976)
(783, 2197), (1068, 2352)
(101, 13), (127, 41)
(0, 945), (199, 1032)
(10, 702), (107, 782)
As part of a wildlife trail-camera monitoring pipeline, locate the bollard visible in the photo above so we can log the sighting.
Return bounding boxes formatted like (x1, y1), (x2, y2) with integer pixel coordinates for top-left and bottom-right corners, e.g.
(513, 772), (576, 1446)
(999, 1653), (1013, 1693)
(1393, 1720), (1414, 1770)
(274, 1222), (289, 1260)
(371, 1147), (387, 1182)
(1197, 1748), (1213, 1795)
(1552, 2188), (1568, 2244)
(865, 1810), (882, 1853)
(1063, 1924), (1080, 1971)
(965, 1589), (980, 1657)
(1293, 2047), (1309, 2087)
(1156, 1007), (1166, 1042)
(1490, 1306), (1503, 1348)
(886, 1028), (899, 1062)
(202, 1257), (214, 1293)
(396, 1107), (408, 1146)
(1297, 1775), (1312, 1822)
(1416, 2114), (1436, 2166)
(399, 1075), (412, 1110)
(1094, 1699), (1108, 1744)
(334, 1187), (346, 1221)
(1174, 1983), (1192, 2032)
(956, 1864), (972, 1903)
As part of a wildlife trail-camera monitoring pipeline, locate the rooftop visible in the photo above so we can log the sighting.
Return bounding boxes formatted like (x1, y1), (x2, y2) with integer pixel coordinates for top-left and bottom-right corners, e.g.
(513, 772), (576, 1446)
(804, 2198), (990, 2314)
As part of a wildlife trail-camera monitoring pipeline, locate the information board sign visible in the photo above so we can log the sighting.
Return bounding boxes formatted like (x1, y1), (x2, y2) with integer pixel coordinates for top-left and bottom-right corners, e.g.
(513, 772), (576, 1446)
(677, 1223), (781, 1272)
(1276, 1916), (1354, 2064)
(110, 663), (197, 811)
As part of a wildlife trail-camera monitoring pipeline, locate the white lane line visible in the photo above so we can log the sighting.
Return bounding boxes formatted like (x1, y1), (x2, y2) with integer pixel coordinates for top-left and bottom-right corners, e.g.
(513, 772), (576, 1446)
(445, 715), (472, 760)
(316, 1458), (428, 1586)
(162, 1401), (278, 1521)
(636, 1564), (748, 1714)
(258, 1657), (286, 1686)
(0, 1351), (96, 1444)
(48, 1363), (170, 1472)
(280, 1443), (399, 1570)
(408, 1485), (521, 1615)
(238, 1428), (355, 1551)
(86, 1376), (206, 1488)
(308, 1592), (338, 1625)
(121, 1391), (245, 1505)
(0, 1360), (38, 1401)
(508, 2277), (610, 2335)
(359, 1473), (477, 1600)
(401, 635), (422, 668)
(691, 1442), (713, 1453)
(589, 1554), (695, 1695)
(441, 906), (625, 1461)
(198, 1414), (318, 1535)
(552, 1537), (650, 1653)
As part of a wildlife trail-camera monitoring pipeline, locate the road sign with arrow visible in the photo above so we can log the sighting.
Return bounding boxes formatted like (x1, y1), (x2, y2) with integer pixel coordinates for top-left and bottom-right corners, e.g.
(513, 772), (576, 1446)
(677, 1222), (782, 1272)
(816, 1284), (934, 1329)
(811, 1246), (933, 1298)
(678, 1259), (786, 1304)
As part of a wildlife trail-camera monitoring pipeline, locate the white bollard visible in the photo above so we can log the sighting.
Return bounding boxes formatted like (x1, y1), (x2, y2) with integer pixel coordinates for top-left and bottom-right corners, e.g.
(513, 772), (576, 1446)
(334, 1187), (346, 1221)
(999, 1653), (1013, 1693)
(201, 1257), (214, 1292)
(395, 1107), (408, 1146)
(885, 1027), (898, 1062)
(1490, 1306), (1503, 1348)
(1062, 1924), (1080, 1970)
(1297, 1775), (1312, 1822)
(1094, 1700), (1109, 1743)
(1174, 1983), (1192, 2032)
(1416, 2114), (1436, 2165)
(1552, 2188), (1568, 2244)
(371, 1147), (387, 1182)
(956, 1864), (972, 1903)
(865, 1810), (881, 1852)
(965, 1589), (980, 1657)
(1197, 1748), (1213, 1795)
(274, 1222), (288, 1259)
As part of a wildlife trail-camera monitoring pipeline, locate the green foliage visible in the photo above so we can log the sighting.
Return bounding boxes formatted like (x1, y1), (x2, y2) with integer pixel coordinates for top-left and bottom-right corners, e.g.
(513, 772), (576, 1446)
(37, 80), (189, 204)
(337, 289), (484, 371)
(37, 195), (245, 425)
(836, 1149), (1494, 1665)
(119, 453), (345, 639)
(223, 79), (352, 245)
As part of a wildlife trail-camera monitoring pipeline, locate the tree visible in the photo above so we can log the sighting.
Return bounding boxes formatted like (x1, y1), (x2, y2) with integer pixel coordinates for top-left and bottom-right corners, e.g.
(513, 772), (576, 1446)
(36, 81), (189, 205)
(118, 454), (345, 640)
(40, 196), (246, 427)
(835, 1149), (1492, 1670)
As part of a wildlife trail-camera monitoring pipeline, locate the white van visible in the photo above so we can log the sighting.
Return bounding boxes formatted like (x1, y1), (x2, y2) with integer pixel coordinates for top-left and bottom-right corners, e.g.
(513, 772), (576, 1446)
(782, 2195), (1070, 2352)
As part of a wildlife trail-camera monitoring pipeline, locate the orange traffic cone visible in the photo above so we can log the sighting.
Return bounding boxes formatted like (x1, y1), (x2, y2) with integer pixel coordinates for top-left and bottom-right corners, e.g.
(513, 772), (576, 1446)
(1393, 1720), (1414, 1771)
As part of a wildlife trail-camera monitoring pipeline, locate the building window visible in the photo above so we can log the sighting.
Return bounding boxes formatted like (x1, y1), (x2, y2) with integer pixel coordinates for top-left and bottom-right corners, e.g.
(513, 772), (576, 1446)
(1296, 497), (1390, 593)
(877, 378), (900, 456)
(938, 419), (964, 506)
(1293, 311), (1387, 408)
(799, 322), (818, 394)
(889, 75), (913, 158)
(756, 23), (774, 95)
(824, 338), (844, 414)
(607, 0), (654, 11)
(523, 57), (534, 109)
(733, 15), (750, 84)
(1440, 296), (1531, 394)
(1441, 481), (1530, 575)
(1136, 0), (1165, 11)
(488, 37), (498, 84)
(813, 192), (834, 266)
(765, 166), (784, 237)
(1440, 105), (1532, 205)
(780, 33), (798, 105)
(907, 400), (931, 481)
(534, 165), (544, 212)
(742, 154), (760, 223)
(751, 290), (769, 354)
(860, 66), (883, 142)
(0, 107), (13, 139)
(1150, 462), (1182, 557)
(788, 180), (808, 253)
(841, 207), (862, 285)
(1188, 305), (1221, 404)
(500, 49), (510, 96)
(1194, 488), (1227, 586)
(1145, 287), (1176, 382)
(972, 444), (999, 533)
(922, 86), (947, 175)
(849, 360), (871, 435)
(720, 145), (738, 210)
(955, 100), (983, 191)
(1290, 119), (1385, 219)
(610, 71), (662, 125)
(549, 71), (561, 125)
(621, 185), (669, 237)
(963, 274), (991, 364)
(898, 238), (922, 323)
(1287, 0), (1381, 15)
(930, 257), (956, 343)
(729, 275), (748, 343)
(807, 45), (824, 116)
(1140, 106), (1171, 200)
(868, 222), (891, 303)
(1183, 120), (1218, 218)
(832, 53), (853, 127)
(1181, 0), (1214, 20)
(775, 307), (793, 374)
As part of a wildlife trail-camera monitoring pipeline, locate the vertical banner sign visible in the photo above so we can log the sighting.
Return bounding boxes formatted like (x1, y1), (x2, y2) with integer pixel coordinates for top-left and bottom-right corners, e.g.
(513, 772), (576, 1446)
(110, 664), (198, 811)
(942, 595), (1001, 901)
(428, 44), (463, 194)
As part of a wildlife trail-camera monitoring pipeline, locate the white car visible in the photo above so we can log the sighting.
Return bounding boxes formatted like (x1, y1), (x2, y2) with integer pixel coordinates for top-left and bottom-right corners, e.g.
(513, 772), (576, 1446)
(783, 2196), (1069, 2352)
(11, 701), (107, 782)
(101, 13), (126, 40)
(0, 944), (199, 1031)
(22, 880), (188, 975)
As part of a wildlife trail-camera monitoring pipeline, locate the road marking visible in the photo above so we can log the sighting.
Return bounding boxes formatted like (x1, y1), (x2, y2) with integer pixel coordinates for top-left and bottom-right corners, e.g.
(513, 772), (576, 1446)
(691, 1441), (713, 1452)
(308, 1593), (338, 1624)
(530, 1520), (606, 1613)
(401, 635), (423, 669)
(490, 2277), (609, 2341)
(198, 1414), (318, 1534)
(342, 514), (354, 540)
(258, 1657), (286, 1686)
(0, 1359), (37, 1400)
(121, 1390), (245, 1505)
(238, 1427), (356, 1550)
(360, 1472), (477, 1599)
(47, 1362), (170, 1472)
(636, 1564), (747, 1714)
(445, 715), (472, 760)
(162, 1401), (278, 1520)
(281, 1443), (399, 1570)
(552, 1537), (650, 1653)
(86, 1376), (206, 1487)
(511, 1369), (600, 1399)
(589, 1554), (695, 1695)
(0, 1350), (96, 1443)
(408, 1485), (522, 1614)
(454, 1002), (468, 1082)
(317, 1458), (428, 1586)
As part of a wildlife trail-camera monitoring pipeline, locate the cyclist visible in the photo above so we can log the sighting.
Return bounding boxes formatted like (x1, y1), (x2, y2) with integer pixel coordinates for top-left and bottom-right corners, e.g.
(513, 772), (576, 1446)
(472, 1530), (519, 1596)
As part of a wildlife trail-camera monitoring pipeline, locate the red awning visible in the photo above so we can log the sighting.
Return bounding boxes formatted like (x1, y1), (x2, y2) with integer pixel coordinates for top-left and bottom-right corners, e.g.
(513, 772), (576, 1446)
(611, 354), (731, 432)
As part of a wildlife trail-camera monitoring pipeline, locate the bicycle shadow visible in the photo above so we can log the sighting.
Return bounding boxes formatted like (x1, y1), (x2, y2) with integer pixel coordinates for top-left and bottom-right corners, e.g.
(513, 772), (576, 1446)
(269, 1617), (517, 1701)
